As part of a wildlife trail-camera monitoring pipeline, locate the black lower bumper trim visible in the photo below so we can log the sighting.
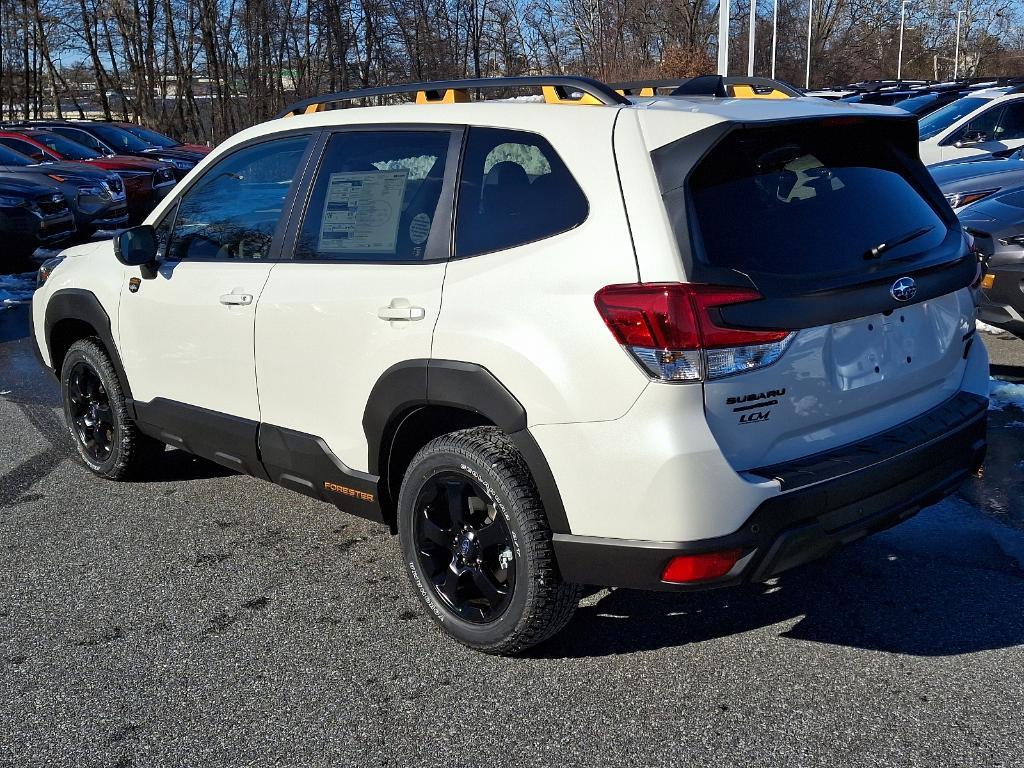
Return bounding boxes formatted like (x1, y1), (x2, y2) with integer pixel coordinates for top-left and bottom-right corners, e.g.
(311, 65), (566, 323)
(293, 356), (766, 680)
(553, 391), (988, 591)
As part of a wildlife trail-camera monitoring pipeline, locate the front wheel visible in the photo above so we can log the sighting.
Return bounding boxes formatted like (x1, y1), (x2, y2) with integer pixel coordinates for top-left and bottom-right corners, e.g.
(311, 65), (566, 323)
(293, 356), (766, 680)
(60, 338), (164, 479)
(397, 427), (580, 655)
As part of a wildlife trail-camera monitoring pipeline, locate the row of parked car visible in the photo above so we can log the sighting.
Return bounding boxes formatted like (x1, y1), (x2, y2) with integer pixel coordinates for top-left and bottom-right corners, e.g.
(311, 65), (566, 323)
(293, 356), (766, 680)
(0, 120), (211, 269)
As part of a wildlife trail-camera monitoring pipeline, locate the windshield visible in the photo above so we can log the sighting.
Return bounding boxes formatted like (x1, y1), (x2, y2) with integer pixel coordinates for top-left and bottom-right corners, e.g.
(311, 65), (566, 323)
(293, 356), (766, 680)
(90, 124), (153, 153)
(0, 144), (34, 166)
(681, 121), (948, 279)
(919, 97), (990, 140)
(896, 94), (937, 114)
(34, 132), (100, 160)
(123, 124), (178, 148)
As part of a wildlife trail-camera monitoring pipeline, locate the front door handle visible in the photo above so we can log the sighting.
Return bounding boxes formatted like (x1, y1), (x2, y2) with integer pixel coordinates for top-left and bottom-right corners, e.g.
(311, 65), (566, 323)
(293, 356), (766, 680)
(219, 293), (253, 306)
(378, 299), (425, 322)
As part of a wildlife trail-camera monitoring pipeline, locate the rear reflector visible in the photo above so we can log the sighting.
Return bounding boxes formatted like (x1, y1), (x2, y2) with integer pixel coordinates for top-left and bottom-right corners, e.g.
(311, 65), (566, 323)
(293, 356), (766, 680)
(662, 549), (744, 583)
(595, 283), (795, 381)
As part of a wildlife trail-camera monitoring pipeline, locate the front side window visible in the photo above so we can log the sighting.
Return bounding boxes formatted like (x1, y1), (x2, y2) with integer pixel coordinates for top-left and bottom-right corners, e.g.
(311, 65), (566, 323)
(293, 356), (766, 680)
(919, 97), (990, 141)
(295, 130), (451, 262)
(995, 102), (1024, 141)
(0, 137), (45, 159)
(165, 135), (309, 261)
(50, 127), (108, 154)
(948, 106), (1003, 145)
(455, 128), (588, 258)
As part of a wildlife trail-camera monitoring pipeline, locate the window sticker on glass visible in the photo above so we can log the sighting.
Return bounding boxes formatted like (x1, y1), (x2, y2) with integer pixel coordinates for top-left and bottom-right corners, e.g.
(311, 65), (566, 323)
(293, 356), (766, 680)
(317, 169), (408, 252)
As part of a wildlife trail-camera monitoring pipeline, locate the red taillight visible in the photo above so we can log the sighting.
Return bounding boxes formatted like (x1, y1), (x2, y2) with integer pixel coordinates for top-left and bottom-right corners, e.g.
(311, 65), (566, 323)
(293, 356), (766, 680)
(594, 283), (794, 381)
(662, 549), (744, 583)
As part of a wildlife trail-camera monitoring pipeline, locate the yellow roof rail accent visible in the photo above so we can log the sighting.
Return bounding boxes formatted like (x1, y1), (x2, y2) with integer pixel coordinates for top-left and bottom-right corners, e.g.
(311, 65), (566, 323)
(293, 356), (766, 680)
(541, 85), (603, 105)
(729, 84), (791, 99)
(415, 88), (470, 104)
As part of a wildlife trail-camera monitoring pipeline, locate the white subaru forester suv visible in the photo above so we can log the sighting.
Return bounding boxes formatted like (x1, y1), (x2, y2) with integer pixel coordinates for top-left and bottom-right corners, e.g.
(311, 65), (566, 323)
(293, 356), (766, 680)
(31, 76), (989, 654)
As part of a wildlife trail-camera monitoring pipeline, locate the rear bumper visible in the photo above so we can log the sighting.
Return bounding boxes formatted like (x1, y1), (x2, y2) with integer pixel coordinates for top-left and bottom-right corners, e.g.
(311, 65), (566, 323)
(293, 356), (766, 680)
(553, 391), (988, 591)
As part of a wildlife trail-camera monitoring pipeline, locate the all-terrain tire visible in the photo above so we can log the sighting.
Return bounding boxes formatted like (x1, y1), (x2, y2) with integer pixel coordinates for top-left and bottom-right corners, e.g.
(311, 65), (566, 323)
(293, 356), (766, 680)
(60, 338), (164, 480)
(397, 426), (580, 655)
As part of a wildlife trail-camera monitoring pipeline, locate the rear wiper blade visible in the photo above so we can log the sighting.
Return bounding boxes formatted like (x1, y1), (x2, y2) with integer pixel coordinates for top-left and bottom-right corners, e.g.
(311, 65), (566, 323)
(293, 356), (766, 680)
(863, 225), (935, 260)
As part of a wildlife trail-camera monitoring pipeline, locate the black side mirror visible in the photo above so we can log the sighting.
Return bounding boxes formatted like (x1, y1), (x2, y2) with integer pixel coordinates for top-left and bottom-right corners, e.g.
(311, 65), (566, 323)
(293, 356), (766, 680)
(114, 225), (158, 270)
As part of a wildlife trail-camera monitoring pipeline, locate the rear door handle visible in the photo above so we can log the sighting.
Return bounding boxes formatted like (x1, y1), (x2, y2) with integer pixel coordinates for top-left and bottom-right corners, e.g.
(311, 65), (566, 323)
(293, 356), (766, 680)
(378, 302), (426, 322)
(219, 293), (253, 306)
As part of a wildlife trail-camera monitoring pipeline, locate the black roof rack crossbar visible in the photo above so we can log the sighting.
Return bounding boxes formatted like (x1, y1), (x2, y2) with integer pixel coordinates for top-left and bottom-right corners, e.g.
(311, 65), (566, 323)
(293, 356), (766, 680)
(275, 76), (630, 118)
(663, 75), (803, 98)
(609, 79), (690, 95)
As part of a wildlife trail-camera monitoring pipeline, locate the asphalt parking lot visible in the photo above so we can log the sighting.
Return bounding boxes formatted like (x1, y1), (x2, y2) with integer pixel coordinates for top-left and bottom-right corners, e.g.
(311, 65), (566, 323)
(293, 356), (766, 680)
(2, 298), (1024, 767)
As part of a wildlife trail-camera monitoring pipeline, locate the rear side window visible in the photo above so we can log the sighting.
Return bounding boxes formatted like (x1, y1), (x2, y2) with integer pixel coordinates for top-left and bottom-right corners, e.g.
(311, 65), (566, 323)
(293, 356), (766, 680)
(682, 121), (947, 279)
(455, 128), (587, 258)
(295, 130), (451, 262)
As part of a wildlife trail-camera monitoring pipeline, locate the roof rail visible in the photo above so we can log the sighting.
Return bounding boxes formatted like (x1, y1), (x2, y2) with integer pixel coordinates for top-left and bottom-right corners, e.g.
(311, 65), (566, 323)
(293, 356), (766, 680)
(609, 79), (690, 97)
(665, 75), (802, 99)
(275, 76), (630, 119)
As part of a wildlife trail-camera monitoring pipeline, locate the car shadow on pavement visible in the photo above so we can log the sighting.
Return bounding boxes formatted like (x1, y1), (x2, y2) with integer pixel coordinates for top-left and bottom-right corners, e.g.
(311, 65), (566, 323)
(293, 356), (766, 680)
(131, 448), (236, 482)
(536, 530), (1024, 659)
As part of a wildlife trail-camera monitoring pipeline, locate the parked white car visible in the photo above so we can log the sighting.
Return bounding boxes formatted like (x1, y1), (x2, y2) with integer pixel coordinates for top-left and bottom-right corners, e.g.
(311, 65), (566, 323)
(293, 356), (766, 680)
(919, 86), (1024, 165)
(31, 77), (989, 654)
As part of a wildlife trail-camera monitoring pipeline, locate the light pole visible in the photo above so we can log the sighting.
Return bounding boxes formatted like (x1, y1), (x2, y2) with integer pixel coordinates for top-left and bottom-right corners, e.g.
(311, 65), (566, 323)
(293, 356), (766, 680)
(747, 0), (757, 76)
(805, 0), (813, 88)
(953, 9), (963, 79)
(718, 0), (731, 76)
(771, 0), (779, 78)
(897, 0), (908, 80)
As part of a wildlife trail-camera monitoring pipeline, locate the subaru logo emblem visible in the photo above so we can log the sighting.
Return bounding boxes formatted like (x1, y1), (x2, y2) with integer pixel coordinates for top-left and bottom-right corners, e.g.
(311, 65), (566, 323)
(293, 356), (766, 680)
(890, 276), (917, 302)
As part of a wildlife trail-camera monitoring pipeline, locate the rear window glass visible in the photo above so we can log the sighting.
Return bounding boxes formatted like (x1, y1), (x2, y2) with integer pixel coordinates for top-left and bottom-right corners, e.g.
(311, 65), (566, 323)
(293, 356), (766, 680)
(455, 128), (587, 257)
(684, 122), (947, 278)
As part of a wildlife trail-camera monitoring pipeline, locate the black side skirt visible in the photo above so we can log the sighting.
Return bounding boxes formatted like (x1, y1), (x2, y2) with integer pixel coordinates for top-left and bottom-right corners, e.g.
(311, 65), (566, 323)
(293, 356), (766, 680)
(133, 398), (384, 524)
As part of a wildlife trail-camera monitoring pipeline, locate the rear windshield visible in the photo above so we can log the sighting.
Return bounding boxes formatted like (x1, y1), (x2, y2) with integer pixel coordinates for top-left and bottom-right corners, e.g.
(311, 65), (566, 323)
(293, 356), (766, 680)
(684, 121), (948, 278)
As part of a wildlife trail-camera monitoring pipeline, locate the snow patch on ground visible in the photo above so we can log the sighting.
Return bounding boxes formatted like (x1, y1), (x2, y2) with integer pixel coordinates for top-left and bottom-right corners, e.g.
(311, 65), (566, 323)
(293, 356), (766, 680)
(0, 272), (34, 309)
(989, 378), (1024, 411)
(976, 320), (1007, 335)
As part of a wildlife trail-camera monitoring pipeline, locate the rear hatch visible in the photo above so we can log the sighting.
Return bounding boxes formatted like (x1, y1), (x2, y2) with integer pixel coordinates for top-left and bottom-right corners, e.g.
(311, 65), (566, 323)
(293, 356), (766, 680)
(654, 116), (978, 470)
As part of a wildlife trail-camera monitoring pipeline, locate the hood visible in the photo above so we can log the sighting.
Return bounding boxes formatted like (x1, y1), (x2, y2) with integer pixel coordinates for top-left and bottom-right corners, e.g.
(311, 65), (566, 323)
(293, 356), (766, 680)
(932, 160), (1024, 200)
(82, 154), (174, 172)
(0, 159), (116, 182)
(141, 147), (205, 163)
(957, 185), (1024, 230)
(0, 175), (62, 197)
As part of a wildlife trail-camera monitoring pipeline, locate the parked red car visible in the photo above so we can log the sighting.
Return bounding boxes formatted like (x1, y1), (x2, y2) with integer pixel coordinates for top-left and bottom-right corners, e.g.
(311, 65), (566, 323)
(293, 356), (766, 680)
(0, 129), (176, 222)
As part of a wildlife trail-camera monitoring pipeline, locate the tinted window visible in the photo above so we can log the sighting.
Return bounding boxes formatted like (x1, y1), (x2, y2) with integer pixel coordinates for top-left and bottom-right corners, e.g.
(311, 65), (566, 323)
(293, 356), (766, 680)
(919, 97), (990, 140)
(34, 132), (100, 160)
(0, 143), (33, 166)
(948, 106), (1002, 144)
(996, 102), (1024, 141)
(124, 125), (178, 148)
(685, 121), (947, 278)
(90, 124), (153, 152)
(0, 137), (44, 158)
(51, 127), (107, 153)
(295, 131), (450, 262)
(166, 136), (309, 261)
(455, 128), (587, 258)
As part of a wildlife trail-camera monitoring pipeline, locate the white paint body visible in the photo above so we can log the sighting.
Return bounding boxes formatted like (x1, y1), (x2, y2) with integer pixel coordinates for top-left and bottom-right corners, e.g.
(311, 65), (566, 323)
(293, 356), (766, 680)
(919, 90), (1024, 166)
(32, 92), (990, 545)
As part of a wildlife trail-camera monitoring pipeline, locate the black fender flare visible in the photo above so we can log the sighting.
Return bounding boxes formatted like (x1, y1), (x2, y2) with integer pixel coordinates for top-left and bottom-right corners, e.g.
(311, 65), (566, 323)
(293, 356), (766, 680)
(363, 359), (571, 534)
(44, 288), (133, 401)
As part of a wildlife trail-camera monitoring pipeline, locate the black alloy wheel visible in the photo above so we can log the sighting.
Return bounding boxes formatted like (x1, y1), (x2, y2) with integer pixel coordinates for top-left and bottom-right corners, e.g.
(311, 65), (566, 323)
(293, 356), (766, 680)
(413, 472), (516, 624)
(66, 360), (114, 463)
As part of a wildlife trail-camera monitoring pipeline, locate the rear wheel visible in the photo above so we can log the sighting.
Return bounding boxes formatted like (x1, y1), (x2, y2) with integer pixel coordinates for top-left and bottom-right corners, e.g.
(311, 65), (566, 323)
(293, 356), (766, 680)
(398, 427), (580, 655)
(60, 338), (163, 479)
